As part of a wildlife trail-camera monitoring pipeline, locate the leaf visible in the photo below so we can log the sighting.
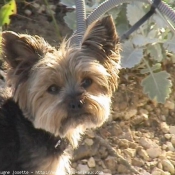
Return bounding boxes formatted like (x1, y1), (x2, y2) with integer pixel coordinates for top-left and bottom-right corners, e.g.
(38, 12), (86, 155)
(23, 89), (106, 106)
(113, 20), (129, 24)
(163, 36), (175, 54)
(60, 0), (75, 7)
(106, 7), (120, 19)
(0, 27), (2, 55)
(116, 23), (129, 37)
(141, 71), (172, 103)
(149, 44), (164, 62)
(86, 0), (102, 12)
(132, 34), (148, 47)
(140, 63), (161, 74)
(64, 11), (76, 30)
(121, 41), (143, 68)
(126, 2), (145, 26)
(132, 31), (159, 47)
(153, 14), (167, 28)
(0, 0), (17, 26)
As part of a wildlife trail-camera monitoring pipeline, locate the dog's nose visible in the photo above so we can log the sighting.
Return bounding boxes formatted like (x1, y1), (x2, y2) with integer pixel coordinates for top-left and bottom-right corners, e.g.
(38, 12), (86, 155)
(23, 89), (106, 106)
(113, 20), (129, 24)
(69, 99), (83, 110)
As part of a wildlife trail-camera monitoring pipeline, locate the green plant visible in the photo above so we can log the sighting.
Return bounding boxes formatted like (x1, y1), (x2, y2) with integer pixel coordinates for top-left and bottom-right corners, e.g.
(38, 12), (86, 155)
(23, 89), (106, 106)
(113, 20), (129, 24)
(0, 0), (16, 59)
(0, 0), (16, 26)
(43, 0), (61, 40)
(62, 0), (174, 103)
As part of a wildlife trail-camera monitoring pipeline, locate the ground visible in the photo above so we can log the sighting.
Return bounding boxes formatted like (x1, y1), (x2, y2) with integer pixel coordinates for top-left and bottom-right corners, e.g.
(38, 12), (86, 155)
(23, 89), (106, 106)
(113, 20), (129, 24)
(1, 1), (175, 175)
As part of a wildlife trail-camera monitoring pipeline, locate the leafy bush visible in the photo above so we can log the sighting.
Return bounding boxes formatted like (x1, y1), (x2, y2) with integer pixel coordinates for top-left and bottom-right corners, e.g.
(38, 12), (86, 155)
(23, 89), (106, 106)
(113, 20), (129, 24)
(62, 0), (175, 103)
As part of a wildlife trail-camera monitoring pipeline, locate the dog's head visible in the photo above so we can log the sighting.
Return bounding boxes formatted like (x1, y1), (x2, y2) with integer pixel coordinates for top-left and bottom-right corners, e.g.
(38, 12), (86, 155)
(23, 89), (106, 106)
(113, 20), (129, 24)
(2, 16), (120, 147)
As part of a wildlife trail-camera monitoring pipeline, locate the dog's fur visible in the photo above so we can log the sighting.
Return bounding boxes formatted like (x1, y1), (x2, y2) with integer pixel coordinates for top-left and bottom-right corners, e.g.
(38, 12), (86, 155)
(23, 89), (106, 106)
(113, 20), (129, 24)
(0, 16), (120, 174)
(0, 95), (70, 173)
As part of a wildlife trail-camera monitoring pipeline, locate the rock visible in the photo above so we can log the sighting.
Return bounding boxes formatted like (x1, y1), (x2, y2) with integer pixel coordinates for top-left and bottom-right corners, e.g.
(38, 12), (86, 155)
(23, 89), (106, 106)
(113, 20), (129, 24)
(95, 171), (105, 175)
(137, 98), (148, 107)
(160, 115), (166, 121)
(87, 157), (96, 168)
(170, 126), (175, 135)
(125, 148), (136, 157)
(146, 105), (154, 111)
(171, 135), (175, 147)
(139, 170), (151, 175)
(139, 108), (149, 115)
(118, 139), (129, 149)
(103, 169), (112, 173)
(157, 162), (163, 169)
(166, 141), (175, 151)
(132, 157), (145, 167)
(119, 127), (134, 142)
(99, 146), (108, 159)
(164, 101), (175, 110)
(162, 144), (168, 150)
(77, 164), (89, 172)
(81, 159), (88, 164)
(70, 168), (77, 175)
(132, 114), (148, 125)
(161, 172), (171, 175)
(129, 141), (138, 149)
(84, 138), (94, 146)
(24, 9), (32, 16)
(170, 160), (175, 166)
(117, 164), (129, 174)
(137, 147), (149, 161)
(38, 4), (46, 13)
(145, 160), (158, 168)
(164, 134), (172, 139)
(147, 146), (161, 158)
(135, 131), (143, 137)
(160, 122), (170, 133)
(124, 109), (137, 120)
(97, 160), (106, 169)
(139, 137), (152, 149)
(152, 171), (162, 175)
(108, 124), (123, 137)
(152, 168), (172, 175)
(86, 130), (95, 138)
(73, 142), (99, 161)
(162, 159), (175, 174)
(72, 162), (77, 168)
(104, 156), (117, 173)
(151, 168), (162, 175)
(33, 2), (40, 9)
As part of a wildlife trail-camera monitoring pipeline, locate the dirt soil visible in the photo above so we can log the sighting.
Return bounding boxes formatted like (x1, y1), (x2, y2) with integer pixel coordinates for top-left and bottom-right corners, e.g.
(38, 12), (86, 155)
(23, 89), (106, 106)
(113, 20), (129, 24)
(2, 0), (175, 175)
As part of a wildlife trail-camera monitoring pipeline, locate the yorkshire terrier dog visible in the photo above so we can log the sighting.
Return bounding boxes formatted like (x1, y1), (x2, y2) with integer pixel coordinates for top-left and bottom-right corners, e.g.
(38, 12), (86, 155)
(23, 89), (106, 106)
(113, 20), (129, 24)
(0, 16), (120, 174)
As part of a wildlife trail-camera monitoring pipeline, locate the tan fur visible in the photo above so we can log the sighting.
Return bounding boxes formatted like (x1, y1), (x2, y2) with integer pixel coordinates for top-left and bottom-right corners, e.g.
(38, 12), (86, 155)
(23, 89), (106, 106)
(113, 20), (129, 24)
(1, 16), (120, 173)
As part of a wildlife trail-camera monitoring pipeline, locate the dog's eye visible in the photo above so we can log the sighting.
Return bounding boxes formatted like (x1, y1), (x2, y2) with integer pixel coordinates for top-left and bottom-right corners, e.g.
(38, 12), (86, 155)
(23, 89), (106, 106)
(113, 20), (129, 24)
(82, 78), (93, 88)
(47, 85), (60, 94)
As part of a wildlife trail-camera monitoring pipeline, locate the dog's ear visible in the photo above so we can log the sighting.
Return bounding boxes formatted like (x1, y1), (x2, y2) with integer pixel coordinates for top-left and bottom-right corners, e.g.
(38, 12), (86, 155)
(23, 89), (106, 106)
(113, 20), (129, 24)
(1, 31), (52, 75)
(81, 15), (120, 62)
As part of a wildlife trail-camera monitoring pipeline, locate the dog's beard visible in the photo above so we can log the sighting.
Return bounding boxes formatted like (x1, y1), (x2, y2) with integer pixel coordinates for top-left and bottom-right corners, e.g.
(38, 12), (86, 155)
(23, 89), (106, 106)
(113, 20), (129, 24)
(59, 95), (111, 147)
(31, 93), (111, 148)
